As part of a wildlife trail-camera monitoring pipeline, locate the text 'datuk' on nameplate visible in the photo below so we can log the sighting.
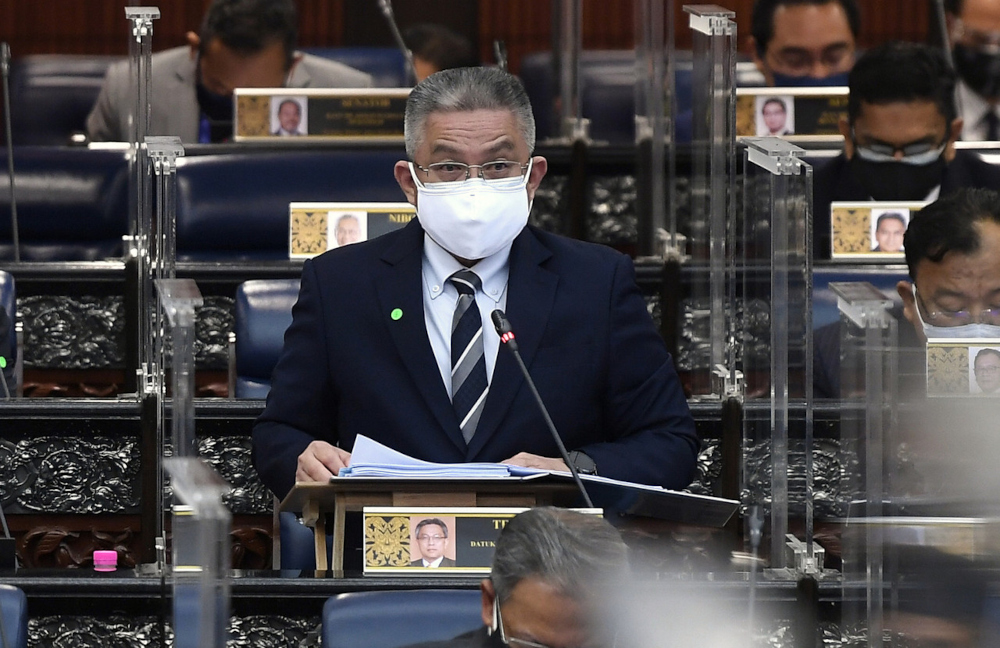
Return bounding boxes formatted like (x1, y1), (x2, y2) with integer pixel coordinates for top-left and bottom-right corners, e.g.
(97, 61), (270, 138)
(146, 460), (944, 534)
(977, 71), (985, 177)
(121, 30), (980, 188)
(363, 507), (602, 575)
(289, 202), (416, 259)
(830, 201), (927, 261)
(735, 87), (848, 142)
(233, 88), (410, 142)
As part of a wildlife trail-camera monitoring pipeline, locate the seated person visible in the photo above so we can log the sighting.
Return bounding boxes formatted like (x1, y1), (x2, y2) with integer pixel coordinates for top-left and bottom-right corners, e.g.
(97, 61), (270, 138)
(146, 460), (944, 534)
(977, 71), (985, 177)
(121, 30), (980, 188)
(749, 0), (859, 86)
(945, 0), (1000, 141)
(251, 67), (699, 500)
(814, 187), (1000, 398)
(0, 306), (13, 397)
(403, 23), (478, 83)
(402, 507), (628, 648)
(813, 42), (1000, 259)
(86, 0), (371, 143)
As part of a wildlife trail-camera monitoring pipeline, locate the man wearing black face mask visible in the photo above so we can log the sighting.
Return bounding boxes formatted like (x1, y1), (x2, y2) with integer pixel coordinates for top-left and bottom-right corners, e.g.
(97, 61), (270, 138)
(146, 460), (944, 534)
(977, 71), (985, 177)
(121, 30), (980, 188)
(86, 0), (371, 144)
(946, 0), (1000, 141)
(812, 42), (1000, 259)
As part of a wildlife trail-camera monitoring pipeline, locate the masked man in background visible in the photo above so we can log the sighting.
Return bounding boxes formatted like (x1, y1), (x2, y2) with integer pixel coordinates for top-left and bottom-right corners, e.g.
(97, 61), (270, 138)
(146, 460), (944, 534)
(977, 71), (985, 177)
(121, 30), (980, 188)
(946, 0), (1000, 140)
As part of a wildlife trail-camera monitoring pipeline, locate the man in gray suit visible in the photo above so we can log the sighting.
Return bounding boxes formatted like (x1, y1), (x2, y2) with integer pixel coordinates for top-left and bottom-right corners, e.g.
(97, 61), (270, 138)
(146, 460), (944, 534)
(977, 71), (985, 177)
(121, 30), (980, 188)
(86, 0), (371, 143)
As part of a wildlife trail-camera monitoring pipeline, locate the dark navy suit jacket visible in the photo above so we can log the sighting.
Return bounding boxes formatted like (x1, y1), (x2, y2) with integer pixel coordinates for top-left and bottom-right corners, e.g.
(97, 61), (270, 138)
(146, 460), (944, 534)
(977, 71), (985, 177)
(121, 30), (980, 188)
(252, 219), (699, 500)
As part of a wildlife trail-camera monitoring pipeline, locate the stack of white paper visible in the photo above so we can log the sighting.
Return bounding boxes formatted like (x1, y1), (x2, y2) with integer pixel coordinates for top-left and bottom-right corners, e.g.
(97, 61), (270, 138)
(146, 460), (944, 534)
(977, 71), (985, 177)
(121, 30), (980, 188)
(339, 435), (524, 479)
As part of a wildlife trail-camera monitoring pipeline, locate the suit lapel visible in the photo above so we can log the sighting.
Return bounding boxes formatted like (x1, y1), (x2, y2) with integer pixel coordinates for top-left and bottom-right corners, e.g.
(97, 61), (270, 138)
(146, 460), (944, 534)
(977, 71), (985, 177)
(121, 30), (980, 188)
(467, 228), (557, 458)
(375, 220), (467, 453)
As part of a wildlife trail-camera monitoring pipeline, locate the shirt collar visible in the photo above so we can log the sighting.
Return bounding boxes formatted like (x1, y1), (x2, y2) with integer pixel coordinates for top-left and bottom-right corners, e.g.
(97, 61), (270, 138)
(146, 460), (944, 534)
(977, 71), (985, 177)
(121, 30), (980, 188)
(423, 234), (510, 304)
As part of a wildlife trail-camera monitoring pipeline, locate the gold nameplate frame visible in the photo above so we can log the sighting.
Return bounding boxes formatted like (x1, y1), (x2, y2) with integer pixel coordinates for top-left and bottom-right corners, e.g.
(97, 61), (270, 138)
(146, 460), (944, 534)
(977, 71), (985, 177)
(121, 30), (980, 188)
(736, 87), (848, 142)
(830, 201), (927, 261)
(927, 339), (1000, 397)
(234, 88), (410, 142)
(289, 202), (415, 259)
(362, 506), (602, 575)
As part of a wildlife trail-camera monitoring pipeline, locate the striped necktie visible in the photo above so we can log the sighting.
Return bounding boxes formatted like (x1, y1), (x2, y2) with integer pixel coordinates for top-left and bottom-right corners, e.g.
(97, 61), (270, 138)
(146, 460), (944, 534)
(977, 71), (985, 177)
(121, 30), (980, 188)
(449, 270), (488, 443)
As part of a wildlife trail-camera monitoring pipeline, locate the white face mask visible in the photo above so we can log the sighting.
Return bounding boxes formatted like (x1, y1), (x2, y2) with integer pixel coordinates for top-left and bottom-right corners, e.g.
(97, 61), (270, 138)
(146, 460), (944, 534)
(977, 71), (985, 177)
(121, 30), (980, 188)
(410, 161), (533, 261)
(912, 284), (1000, 338)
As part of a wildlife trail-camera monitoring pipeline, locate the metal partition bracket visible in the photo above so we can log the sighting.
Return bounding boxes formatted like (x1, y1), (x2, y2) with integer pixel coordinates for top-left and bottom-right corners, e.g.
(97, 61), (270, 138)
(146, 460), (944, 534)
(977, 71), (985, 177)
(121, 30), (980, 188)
(744, 137), (806, 175)
(685, 5), (736, 35)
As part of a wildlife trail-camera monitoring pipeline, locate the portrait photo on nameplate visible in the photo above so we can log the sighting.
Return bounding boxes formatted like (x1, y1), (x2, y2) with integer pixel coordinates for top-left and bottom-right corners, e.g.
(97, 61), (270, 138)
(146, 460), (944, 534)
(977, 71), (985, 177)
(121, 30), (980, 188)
(926, 339), (1000, 397)
(830, 201), (927, 260)
(288, 202), (415, 259)
(736, 87), (847, 140)
(234, 88), (409, 141)
(362, 507), (602, 575)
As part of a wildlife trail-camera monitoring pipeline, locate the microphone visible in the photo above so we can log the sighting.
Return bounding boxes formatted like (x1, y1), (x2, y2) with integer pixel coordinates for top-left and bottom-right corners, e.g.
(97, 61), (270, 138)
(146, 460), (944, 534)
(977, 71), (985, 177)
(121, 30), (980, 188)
(490, 310), (594, 508)
(1, 43), (20, 262)
(375, 0), (418, 84)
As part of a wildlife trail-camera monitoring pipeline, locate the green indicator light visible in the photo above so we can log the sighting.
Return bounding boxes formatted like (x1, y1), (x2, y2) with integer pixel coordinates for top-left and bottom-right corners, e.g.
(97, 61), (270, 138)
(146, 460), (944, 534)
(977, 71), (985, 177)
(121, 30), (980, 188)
(391, 308), (403, 321)
(0, 357), (6, 369)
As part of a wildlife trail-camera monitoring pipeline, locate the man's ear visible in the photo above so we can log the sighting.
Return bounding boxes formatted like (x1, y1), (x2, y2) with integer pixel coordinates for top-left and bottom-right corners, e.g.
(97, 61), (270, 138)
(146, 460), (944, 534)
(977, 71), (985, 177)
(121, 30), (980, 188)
(897, 280), (927, 343)
(839, 116), (854, 159)
(945, 117), (964, 162)
(526, 156), (548, 201)
(480, 579), (496, 630)
(186, 31), (200, 59)
(394, 160), (418, 206)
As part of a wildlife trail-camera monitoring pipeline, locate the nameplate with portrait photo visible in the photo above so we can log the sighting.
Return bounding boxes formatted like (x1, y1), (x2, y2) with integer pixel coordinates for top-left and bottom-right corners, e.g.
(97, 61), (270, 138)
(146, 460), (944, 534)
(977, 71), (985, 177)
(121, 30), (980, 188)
(830, 201), (927, 261)
(362, 506), (602, 575)
(289, 202), (416, 259)
(736, 87), (848, 142)
(926, 339), (1000, 398)
(234, 88), (410, 142)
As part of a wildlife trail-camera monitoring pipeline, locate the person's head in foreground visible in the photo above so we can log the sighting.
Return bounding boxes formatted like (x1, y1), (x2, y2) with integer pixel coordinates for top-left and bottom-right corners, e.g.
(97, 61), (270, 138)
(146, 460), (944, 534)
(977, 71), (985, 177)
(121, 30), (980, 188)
(898, 187), (1000, 342)
(481, 508), (628, 648)
(393, 66), (548, 267)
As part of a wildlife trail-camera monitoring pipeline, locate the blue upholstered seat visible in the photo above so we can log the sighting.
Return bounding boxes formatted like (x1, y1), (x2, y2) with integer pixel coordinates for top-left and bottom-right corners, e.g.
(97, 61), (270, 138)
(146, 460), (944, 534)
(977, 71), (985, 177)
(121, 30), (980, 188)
(7, 55), (120, 146)
(0, 585), (28, 648)
(0, 147), (129, 261)
(322, 589), (483, 648)
(175, 149), (405, 260)
(234, 279), (301, 399)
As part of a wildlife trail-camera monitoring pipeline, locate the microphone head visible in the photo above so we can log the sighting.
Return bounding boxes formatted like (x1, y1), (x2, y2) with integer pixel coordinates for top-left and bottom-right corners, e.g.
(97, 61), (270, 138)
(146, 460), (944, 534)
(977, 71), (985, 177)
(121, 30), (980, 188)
(490, 309), (510, 335)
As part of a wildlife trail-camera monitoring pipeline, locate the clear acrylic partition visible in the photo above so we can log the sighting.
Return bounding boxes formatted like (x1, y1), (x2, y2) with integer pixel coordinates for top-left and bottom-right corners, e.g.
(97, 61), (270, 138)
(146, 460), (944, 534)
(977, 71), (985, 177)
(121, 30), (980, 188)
(165, 457), (231, 648)
(740, 137), (814, 574)
(124, 7), (159, 396)
(554, 0), (587, 141)
(634, 0), (676, 257)
(682, 5), (736, 396)
(831, 281), (897, 648)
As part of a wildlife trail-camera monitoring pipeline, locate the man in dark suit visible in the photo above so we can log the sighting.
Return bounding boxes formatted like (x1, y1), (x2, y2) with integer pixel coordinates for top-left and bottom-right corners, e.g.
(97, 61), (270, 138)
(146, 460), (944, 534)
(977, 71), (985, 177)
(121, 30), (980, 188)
(251, 67), (698, 501)
(403, 508), (628, 648)
(86, 0), (370, 143)
(409, 518), (456, 568)
(814, 42), (1000, 259)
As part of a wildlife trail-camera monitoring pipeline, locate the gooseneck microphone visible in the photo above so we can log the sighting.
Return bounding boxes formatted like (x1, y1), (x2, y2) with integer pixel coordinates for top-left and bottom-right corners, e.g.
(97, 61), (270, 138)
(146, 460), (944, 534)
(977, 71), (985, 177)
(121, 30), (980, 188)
(491, 310), (594, 508)
(1, 43), (20, 262)
(376, 0), (417, 84)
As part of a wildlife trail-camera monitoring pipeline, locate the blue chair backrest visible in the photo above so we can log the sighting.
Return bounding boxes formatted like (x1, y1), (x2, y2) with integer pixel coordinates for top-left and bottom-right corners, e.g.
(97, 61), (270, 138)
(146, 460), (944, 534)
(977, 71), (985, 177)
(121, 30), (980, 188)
(301, 47), (408, 88)
(0, 585), (28, 648)
(234, 279), (301, 398)
(322, 589), (483, 648)
(175, 149), (405, 261)
(0, 147), (129, 261)
(7, 55), (120, 146)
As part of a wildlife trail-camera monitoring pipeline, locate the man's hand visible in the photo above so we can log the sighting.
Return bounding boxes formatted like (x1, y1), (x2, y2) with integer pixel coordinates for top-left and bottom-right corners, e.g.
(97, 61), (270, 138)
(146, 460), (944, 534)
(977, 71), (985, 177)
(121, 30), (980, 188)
(501, 452), (569, 472)
(296, 441), (351, 484)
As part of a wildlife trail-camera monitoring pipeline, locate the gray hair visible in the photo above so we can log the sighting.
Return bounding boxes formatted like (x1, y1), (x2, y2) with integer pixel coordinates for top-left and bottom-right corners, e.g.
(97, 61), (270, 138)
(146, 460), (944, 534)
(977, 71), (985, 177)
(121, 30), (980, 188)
(403, 67), (536, 158)
(491, 508), (628, 604)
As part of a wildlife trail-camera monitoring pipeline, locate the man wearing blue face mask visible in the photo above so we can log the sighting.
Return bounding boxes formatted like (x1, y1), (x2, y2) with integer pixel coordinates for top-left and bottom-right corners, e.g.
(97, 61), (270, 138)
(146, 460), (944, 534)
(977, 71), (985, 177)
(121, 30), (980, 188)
(812, 42), (1000, 259)
(252, 67), (699, 501)
(86, 0), (371, 144)
(749, 0), (859, 87)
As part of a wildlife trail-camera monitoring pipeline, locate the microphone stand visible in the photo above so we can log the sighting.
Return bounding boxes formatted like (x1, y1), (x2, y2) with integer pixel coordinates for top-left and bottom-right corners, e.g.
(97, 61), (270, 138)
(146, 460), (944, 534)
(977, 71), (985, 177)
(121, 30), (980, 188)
(376, 0), (417, 83)
(1, 43), (19, 262)
(491, 310), (594, 508)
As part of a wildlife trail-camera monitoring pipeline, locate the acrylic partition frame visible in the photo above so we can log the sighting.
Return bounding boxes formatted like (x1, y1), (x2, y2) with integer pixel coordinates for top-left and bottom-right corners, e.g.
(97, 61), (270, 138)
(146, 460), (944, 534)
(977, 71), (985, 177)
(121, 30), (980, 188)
(739, 137), (814, 575)
(829, 281), (897, 648)
(166, 457), (232, 648)
(683, 5), (736, 397)
(634, 0), (676, 257)
(554, 0), (586, 141)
